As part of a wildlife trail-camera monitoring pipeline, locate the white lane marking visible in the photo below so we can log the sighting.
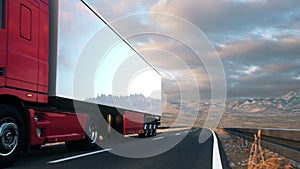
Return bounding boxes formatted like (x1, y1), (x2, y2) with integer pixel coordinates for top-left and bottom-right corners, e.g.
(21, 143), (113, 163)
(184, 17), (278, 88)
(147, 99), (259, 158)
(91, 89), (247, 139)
(175, 133), (181, 136)
(152, 136), (164, 141)
(47, 148), (112, 164)
(209, 129), (223, 169)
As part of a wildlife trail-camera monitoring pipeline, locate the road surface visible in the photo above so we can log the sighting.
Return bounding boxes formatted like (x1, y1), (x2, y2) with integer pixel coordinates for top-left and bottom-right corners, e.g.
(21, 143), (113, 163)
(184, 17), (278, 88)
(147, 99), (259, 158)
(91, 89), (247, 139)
(8, 128), (230, 169)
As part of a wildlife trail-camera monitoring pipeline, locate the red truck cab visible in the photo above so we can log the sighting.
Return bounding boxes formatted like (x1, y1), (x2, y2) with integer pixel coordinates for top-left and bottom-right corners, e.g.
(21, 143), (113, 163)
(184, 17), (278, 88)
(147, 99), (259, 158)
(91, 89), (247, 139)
(0, 0), (49, 103)
(0, 0), (160, 167)
(0, 1), (94, 167)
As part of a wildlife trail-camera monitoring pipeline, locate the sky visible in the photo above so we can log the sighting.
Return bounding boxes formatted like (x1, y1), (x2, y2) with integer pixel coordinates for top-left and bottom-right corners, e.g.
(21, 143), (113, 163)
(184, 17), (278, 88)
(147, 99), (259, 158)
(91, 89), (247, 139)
(58, 0), (300, 102)
(56, 0), (161, 102)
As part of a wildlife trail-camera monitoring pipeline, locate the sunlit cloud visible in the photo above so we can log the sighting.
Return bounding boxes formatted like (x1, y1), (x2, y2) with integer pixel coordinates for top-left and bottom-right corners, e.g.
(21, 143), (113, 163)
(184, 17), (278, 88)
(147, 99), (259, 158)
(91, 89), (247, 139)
(75, 0), (300, 99)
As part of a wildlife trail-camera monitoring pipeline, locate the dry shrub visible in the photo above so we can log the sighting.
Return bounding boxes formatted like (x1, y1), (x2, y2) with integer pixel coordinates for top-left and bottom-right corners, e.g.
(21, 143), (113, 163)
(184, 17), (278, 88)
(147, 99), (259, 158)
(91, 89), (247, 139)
(248, 130), (292, 169)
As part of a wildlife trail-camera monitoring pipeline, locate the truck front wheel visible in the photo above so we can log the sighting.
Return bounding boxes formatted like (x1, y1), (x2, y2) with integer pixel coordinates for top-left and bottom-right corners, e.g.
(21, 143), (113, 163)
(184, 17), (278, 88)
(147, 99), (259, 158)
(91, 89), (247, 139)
(0, 105), (25, 167)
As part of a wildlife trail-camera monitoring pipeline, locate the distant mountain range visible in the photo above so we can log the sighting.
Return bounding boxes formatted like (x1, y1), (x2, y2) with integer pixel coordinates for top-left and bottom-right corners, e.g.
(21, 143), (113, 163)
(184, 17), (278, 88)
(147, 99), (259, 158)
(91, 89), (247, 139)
(86, 94), (161, 113)
(161, 90), (300, 128)
(227, 90), (300, 113)
(85, 91), (300, 115)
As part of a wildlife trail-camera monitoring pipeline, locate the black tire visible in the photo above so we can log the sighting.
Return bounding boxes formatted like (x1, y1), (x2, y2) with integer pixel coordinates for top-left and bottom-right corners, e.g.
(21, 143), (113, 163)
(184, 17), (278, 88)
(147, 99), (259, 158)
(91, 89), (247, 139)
(138, 123), (148, 138)
(153, 121), (157, 136)
(149, 123), (153, 136)
(66, 114), (99, 150)
(0, 105), (25, 168)
(149, 122), (158, 137)
(144, 124), (149, 138)
(30, 145), (41, 151)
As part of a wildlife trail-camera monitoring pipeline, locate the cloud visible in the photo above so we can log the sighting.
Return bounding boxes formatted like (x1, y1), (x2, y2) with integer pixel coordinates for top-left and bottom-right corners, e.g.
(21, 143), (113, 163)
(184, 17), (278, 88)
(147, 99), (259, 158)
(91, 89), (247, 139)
(218, 37), (300, 97)
(146, 0), (299, 99)
(219, 38), (300, 61)
(77, 0), (300, 99)
(84, 0), (157, 20)
(150, 0), (300, 38)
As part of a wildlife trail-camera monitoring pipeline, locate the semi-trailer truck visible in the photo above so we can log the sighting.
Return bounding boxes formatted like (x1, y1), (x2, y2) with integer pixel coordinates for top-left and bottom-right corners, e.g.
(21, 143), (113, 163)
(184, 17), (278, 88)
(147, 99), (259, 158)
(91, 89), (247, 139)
(0, 0), (161, 166)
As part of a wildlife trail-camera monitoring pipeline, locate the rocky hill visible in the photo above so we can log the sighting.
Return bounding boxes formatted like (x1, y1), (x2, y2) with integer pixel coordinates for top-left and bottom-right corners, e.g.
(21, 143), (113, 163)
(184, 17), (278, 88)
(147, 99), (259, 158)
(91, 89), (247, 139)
(227, 90), (300, 113)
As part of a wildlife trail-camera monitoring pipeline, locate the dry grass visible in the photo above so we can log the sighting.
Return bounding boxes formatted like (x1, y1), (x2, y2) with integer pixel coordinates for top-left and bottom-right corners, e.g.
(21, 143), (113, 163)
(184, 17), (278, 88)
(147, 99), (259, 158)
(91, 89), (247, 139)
(215, 129), (298, 169)
(247, 130), (293, 169)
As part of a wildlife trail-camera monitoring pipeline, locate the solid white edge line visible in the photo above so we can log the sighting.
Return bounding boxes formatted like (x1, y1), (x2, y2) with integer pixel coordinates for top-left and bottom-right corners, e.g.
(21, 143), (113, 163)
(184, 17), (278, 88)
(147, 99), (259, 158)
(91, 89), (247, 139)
(47, 148), (112, 164)
(152, 136), (164, 141)
(209, 129), (223, 169)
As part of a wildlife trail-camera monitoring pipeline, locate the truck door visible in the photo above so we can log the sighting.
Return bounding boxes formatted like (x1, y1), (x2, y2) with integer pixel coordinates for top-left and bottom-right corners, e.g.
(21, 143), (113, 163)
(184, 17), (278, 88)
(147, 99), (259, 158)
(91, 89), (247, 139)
(0, 0), (6, 86)
(6, 0), (39, 92)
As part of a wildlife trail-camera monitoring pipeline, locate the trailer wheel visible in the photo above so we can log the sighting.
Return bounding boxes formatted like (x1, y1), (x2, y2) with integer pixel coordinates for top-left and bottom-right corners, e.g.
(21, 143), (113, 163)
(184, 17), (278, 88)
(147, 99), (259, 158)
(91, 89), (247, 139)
(149, 122), (157, 137)
(84, 114), (99, 146)
(0, 105), (25, 167)
(149, 123), (153, 136)
(153, 121), (157, 136)
(66, 114), (99, 150)
(144, 124), (149, 137)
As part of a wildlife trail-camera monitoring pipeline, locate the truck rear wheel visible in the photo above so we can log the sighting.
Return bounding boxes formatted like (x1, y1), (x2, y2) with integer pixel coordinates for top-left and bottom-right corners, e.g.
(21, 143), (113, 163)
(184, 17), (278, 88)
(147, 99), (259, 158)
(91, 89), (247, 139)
(0, 105), (25, 168)
(66, 114), (99, 150)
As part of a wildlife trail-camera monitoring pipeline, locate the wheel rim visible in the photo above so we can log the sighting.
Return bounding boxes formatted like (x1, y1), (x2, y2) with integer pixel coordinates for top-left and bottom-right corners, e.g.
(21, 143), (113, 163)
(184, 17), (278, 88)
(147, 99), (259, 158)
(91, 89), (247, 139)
(153, 124), (157, 135)
(149, 124), (153, 135)
(144, 124), (148, 137)
(87, 119), (98, 144)
(0, 118), (19, 156)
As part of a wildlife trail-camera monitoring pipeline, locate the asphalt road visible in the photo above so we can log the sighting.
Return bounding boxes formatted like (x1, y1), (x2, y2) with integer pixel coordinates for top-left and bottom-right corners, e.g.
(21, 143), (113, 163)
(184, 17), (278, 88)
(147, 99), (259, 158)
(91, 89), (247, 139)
(8, 128), (230, 169)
